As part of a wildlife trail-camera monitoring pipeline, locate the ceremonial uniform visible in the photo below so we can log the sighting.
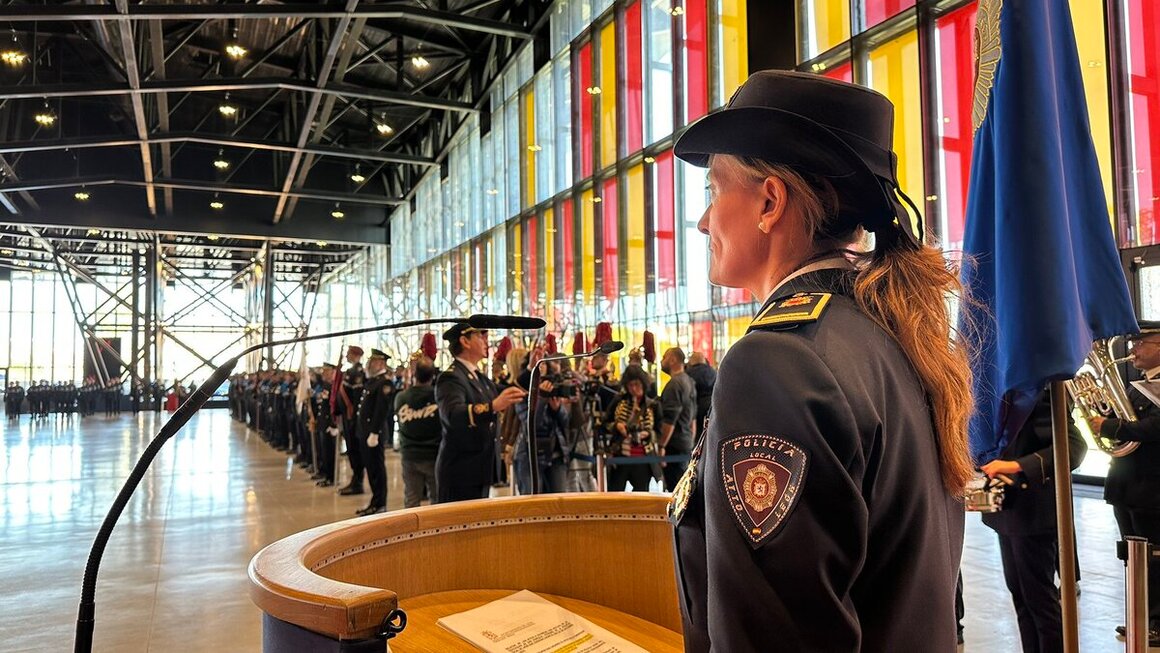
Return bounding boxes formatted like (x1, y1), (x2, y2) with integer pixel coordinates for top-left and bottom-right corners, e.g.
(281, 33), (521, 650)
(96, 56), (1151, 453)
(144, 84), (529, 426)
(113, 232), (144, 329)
(435, 358), (500, 502)
(341, 358), (367, 493)
(311, 372), (337, 486)
(357, 354), (394, 514)
(670, 267), (963, 652)
(1100, 374), (1160, 630)
(981, 390), (1086, 653)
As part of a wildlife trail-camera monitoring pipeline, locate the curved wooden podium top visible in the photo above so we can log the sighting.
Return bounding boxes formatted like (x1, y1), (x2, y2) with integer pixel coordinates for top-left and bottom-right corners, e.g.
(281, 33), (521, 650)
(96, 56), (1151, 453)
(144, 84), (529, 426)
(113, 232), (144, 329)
(249, 494), (682, 646)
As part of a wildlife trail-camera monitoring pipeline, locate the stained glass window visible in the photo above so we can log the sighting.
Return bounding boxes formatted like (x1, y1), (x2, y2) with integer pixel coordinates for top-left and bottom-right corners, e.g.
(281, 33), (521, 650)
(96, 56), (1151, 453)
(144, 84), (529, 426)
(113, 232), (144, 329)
(1125, 0), (1159, 245)
(934, 3), (975, 251)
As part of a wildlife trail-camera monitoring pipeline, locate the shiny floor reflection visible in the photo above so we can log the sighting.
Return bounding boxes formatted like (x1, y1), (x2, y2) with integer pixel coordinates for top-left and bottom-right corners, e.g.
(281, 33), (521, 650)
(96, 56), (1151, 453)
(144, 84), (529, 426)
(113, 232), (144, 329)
(0, 410), (1151, 651)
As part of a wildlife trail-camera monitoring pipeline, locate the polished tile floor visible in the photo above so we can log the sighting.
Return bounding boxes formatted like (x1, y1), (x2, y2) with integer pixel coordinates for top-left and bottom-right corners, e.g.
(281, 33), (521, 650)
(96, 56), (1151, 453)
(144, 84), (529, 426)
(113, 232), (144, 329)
(0, 409), (1151, 652)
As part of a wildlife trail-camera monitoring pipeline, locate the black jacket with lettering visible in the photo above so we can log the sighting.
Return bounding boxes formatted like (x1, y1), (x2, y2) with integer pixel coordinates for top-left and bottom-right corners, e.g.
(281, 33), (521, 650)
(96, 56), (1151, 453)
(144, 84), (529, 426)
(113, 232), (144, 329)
(671, 268), (963, 652)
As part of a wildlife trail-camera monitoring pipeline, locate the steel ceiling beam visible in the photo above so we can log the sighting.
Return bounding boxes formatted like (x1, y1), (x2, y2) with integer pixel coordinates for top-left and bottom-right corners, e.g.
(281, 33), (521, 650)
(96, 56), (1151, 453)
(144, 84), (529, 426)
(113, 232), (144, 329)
(0, 5), (533, 40)
(113, 0), (157, 216)
(0, 177), (405, 206)
(273, 1), (359, 224)
(0, 132), (437, 166)
(0, 77), (476, 112)
(148, 19), (175, 214)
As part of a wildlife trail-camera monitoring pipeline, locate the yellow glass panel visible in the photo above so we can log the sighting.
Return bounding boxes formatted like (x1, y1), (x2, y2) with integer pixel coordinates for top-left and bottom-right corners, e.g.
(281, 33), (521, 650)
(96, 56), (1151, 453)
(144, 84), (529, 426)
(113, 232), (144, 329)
(720, 0), (749, 100)
(868, 31), (924, 234)
(599, 22), (617, 170)
(524, 88), (536, 209)
(801, 0), (851, 59)
(581, 189), (596, 299)
(511, 224), (523, 307)
(543, 207), (555, 307)
(1070, 0), (1115, 226)
(626, 165), (647, 294)
(725, 315), (750, 349)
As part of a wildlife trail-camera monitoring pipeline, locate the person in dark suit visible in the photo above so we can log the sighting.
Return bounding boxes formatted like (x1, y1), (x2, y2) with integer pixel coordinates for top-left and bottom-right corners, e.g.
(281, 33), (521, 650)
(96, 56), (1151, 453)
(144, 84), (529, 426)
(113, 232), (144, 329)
(980, 389), (1086, 653)
(355, 349), (393, 516)
(434, 324), (526, 503)
(668, 71), (974, 652)
(1091, 324), (1160, 645)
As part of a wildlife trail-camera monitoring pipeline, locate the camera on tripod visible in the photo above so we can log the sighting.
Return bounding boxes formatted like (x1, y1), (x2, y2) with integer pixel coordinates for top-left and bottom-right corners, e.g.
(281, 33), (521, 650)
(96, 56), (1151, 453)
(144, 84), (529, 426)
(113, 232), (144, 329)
(543, 374), (579, 399)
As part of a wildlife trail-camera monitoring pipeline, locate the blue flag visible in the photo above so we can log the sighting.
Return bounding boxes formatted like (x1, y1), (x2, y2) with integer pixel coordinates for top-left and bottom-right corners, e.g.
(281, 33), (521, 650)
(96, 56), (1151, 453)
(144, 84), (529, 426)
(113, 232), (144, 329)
(960, 0), (1139, 463)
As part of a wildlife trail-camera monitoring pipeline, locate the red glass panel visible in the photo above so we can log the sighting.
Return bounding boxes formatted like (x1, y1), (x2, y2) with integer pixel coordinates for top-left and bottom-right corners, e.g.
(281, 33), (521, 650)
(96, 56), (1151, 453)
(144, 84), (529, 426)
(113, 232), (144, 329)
(684, 0), (708, 123)
(691, 318), (714, 366)
(602, 178), (620, 300)
(824, 61), (853, 83)
(864, 0), (915, 28)
(625, 1), (644, 155)
(526, 215), (538, 308)
(561, 198), (576, 297)
(577, 42), (595, 179)
(936, 3), (976, 251)
(1128, 0), (1160, 244)
(655, 150), (676, 290)
(720, 287), (750, 305)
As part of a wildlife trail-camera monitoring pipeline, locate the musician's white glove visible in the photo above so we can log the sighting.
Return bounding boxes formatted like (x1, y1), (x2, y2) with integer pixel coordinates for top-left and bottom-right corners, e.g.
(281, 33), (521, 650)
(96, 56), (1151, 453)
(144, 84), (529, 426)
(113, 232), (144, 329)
(368, 433), (379, 448)
(326, 426), (340, 437)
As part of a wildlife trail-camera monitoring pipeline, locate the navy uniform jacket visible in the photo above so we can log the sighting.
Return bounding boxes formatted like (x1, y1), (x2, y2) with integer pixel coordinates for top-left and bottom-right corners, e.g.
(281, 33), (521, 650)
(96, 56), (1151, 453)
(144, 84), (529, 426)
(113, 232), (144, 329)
(981, 390), (1086, 536)
(671, 268), (964, 652)
(434, 360), (500, 501)
(357, 373), (393, 439)
(1101, 385), (1160, 509)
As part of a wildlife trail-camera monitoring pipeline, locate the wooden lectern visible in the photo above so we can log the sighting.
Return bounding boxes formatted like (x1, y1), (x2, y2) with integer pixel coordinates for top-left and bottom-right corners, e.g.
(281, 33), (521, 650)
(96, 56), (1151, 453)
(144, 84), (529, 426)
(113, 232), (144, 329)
(249, 494), (684, 652)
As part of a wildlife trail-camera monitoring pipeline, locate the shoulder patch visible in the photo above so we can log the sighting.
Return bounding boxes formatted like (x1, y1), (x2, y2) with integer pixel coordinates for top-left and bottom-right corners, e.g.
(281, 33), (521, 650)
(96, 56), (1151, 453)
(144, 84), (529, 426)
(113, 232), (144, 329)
(747, 292), (831, 331)
(720, 433), (808, 548)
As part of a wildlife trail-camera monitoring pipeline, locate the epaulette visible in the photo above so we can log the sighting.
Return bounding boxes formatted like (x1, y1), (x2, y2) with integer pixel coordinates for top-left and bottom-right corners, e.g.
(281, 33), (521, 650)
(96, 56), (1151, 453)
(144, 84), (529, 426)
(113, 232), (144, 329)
(747, 292), (832, 332)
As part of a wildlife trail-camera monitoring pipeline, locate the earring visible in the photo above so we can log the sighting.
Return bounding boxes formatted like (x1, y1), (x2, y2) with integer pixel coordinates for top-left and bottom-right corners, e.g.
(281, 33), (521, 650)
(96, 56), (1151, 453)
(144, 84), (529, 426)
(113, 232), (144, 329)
(757, 222), (769, 233)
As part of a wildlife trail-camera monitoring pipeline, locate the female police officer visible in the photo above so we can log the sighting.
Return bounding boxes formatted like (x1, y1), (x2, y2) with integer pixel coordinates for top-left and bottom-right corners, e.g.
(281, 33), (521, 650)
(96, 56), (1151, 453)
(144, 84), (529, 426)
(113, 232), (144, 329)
(668, 70), (975, 651)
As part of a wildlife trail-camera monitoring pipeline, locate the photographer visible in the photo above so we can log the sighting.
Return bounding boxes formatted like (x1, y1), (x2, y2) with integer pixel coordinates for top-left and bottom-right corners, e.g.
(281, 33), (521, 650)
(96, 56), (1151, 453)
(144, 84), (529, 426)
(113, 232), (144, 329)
(607, 366), (657, 492)
(514, 358), (573, 493)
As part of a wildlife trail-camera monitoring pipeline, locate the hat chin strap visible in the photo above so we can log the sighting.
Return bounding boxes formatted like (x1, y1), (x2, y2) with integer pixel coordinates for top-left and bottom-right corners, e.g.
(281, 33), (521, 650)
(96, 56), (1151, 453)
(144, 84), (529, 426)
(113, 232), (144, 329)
(875, 178), (924, 248)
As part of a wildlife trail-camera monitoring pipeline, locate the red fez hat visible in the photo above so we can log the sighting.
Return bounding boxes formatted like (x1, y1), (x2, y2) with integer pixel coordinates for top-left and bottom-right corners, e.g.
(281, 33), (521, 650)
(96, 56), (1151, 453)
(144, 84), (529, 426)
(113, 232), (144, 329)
(642, 330), (656, 364)
(572, 332), (588, 355)
(493, 335), (513, 363)
(593, 322), (613, 347)
(544, 333), (558, 355)
(347, 345), (364, 356)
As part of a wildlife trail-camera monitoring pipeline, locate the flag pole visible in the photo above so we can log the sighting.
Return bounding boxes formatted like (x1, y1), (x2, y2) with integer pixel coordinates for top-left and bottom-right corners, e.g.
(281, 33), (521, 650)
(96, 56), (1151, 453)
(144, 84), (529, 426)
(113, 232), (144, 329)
(1050, 380), (1080, 652)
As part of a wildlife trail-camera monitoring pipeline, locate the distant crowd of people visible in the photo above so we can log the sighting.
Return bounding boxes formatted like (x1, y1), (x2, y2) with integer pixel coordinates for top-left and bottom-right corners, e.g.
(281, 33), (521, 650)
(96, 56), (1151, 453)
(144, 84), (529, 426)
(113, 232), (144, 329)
(4, 378), (191, 419)
(227, 329), (718, 518)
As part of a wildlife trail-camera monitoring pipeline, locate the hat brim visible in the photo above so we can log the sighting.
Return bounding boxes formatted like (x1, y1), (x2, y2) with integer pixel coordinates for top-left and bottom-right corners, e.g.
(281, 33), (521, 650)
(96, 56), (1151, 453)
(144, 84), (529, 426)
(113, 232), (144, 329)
(675, 106), (917, 242)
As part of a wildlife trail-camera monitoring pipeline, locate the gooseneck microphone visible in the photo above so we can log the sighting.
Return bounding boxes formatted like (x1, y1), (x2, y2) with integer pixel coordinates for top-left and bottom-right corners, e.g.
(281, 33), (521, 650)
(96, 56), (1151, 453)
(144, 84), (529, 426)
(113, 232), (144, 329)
(524, 340), (624, 494)
(74, 314), (545, 653)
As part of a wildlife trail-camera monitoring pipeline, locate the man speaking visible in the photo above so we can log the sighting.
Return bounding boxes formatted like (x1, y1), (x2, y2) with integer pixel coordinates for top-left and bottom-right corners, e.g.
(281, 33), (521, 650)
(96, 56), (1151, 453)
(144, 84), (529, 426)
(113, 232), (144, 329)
(435, 324), (526, 502)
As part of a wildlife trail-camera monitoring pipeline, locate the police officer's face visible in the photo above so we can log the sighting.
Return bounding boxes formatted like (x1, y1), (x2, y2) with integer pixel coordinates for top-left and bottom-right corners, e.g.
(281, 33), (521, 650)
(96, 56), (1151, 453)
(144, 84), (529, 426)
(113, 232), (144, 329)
(698, 156), (798, 295)
(1131, 337), (1160, 369)
(460, 330), (489, 361)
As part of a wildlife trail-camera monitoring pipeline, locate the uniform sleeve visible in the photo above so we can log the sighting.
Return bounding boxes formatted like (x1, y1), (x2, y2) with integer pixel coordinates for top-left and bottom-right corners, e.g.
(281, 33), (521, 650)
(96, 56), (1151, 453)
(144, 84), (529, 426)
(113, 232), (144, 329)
(1017, 406), (1086, 486)
(370, 383), (393, 436)
(435, 371), (495, 436)
(702, 333), (868, 651)
(1102, 411), (1160, 443)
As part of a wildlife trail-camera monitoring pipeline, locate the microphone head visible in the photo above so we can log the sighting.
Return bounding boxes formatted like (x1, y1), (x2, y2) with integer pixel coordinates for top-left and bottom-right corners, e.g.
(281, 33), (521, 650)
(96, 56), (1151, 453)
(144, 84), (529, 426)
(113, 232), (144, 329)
(466, 314), (547, 331)
(598, 340), (625, 355)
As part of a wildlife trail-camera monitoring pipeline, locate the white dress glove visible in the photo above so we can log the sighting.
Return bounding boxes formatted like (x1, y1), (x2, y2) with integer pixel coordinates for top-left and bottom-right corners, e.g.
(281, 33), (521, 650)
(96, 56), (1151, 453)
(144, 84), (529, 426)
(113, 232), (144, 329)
(327, 426), (340, 437)
(367, 433), (379, 448)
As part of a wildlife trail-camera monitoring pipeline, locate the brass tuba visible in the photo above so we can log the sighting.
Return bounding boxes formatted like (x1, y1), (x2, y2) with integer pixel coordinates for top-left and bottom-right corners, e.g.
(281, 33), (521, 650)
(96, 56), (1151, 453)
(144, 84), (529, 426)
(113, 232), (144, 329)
(1065, 336), (1140, 458)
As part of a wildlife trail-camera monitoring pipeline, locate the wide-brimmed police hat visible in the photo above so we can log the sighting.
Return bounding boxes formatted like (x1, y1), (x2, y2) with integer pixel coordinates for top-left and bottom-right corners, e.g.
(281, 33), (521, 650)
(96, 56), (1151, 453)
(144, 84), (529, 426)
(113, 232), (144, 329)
(442, 322), (486, 342)
(674, 69), (922, 246)
(369, 348), (390, 361)
(1127, 320), (1160, 339)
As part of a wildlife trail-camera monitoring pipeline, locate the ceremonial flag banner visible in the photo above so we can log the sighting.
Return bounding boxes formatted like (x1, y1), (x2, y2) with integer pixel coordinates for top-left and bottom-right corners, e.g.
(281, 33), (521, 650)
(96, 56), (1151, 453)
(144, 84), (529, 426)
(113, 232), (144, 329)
(960, 0), (1139, 462)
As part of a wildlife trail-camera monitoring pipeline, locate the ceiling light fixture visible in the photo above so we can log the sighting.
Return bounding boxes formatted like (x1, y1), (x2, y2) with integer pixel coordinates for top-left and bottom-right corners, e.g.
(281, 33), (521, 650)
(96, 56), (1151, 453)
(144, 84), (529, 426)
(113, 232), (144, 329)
(350, 163), (366, 184)
(219, 93), (238, 117)
(207, 234), (220, 241)
(213, 149), (230, 170)
(75, 190), (91, 202)
(210, 193), (224, 210)
(1, 30), (24, 66)
(411, 54), (430, 70)
(225, 43), (247, 59)
(86, 229), (100, 236)
(331, 203), (345, 219)
(316, 241), (328, 247)
(375, 114), (394, 136)
(34, 100), (56, 127)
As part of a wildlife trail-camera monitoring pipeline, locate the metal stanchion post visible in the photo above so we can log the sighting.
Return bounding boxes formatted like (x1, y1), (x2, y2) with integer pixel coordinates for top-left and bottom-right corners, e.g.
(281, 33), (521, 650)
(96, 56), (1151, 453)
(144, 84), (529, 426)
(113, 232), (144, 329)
(595, 454), (606, 492)
(1125, 536), (1150, 653)
(1049, 381), (1080, 652)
